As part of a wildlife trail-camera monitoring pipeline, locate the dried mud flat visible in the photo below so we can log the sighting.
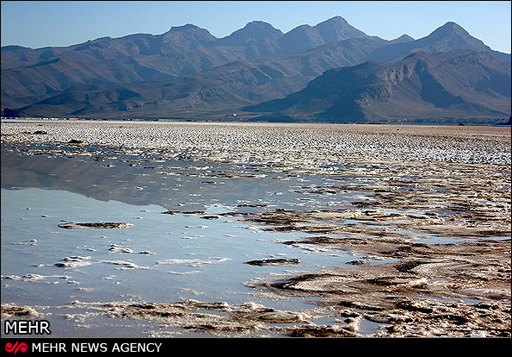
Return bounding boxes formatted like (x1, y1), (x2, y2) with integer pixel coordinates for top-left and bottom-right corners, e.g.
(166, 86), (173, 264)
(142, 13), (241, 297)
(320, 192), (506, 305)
(1, 120), (511, 337)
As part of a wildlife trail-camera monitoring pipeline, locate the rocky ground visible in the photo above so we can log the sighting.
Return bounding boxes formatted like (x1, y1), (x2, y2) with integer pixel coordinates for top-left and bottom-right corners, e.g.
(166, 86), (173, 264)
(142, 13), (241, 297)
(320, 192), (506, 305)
(1, 119), (510, 337)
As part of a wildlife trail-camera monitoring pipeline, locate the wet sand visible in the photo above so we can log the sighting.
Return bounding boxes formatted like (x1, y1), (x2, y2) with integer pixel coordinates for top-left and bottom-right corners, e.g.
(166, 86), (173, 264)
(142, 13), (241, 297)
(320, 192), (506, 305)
(1, 119), (510, 337)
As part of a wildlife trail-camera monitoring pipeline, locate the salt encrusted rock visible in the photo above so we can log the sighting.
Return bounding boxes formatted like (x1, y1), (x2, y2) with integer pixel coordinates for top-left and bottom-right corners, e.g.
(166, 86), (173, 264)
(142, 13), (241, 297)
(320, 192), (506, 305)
(1, 305), (42, 319)
(289, 324), (357, 337)
(366, 276), (428, 287)
(54, 256), (92, 268)
(161, 210), (206, 215)
(58, 222), (133, 229)
(68, 139), (85, 146)
(245, 258), (300, 266)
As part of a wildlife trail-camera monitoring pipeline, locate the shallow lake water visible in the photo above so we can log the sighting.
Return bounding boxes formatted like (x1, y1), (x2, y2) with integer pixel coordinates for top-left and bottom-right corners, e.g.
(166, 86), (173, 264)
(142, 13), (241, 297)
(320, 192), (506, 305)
(2, 123), (510, 338)
(1, 149), (375, 337)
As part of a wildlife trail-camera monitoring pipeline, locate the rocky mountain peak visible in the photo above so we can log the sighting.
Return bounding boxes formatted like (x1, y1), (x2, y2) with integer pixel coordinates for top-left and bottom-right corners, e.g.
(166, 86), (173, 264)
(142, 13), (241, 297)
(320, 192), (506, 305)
(221, 21), (283, 44)
(164, 24), (216, 40)
(420, 21), (490, 52)
(391, 34), (415, 43)
(169, 24), (202, 32)
(315, 16), (370, 42)
(428, 21), (470, 39)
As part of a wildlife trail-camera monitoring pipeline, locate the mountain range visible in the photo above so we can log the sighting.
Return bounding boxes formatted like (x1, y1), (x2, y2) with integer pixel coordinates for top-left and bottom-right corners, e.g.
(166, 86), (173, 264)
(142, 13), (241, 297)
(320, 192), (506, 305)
(1, 16), (510, 124)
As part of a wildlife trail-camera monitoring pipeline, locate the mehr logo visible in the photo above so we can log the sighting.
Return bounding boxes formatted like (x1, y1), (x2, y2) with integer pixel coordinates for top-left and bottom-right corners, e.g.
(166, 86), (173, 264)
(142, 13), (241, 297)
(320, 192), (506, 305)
(5, 341), (28, 354)
(4, 320), (51, 335)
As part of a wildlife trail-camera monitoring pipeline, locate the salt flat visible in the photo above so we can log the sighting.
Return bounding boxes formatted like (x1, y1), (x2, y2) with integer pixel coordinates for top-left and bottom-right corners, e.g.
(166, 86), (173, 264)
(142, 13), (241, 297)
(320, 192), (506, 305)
(1, 119), (510, 337)
(1, 119), (510, 166)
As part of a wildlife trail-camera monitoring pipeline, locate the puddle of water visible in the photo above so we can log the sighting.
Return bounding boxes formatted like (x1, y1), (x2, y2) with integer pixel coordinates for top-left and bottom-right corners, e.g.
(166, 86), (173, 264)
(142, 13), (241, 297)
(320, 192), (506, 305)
(2, 145), (376, 337)
(2, 184), (361, 335)
(1, 145), (364, 337)
(2, 186), (342, 298)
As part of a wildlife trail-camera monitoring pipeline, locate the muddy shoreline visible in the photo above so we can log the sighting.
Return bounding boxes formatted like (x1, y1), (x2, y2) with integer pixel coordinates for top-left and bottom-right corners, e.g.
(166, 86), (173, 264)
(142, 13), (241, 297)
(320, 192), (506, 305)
(1, 120), (510, 337)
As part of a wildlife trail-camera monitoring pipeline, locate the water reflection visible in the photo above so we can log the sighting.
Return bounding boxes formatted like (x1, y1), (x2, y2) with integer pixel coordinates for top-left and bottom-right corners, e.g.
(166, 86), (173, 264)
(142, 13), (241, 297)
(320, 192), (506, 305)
(2, 148), (331, 212)
(1, 147), (360, 337)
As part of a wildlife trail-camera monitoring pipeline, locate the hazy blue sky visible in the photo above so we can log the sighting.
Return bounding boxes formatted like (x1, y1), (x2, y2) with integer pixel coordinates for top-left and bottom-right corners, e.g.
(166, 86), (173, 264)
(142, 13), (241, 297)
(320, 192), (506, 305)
(1, 1), (511, 53)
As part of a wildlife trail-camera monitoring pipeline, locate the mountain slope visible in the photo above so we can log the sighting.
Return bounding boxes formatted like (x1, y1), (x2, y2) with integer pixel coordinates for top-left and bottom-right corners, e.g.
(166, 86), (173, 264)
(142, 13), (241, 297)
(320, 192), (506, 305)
(14, 37), (387, 118)
(244, 50), (511, 124)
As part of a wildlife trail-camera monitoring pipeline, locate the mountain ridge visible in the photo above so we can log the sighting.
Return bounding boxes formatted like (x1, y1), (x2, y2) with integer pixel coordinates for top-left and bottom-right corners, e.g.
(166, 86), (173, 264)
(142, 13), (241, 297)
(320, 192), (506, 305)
(2, 17), (510, 123)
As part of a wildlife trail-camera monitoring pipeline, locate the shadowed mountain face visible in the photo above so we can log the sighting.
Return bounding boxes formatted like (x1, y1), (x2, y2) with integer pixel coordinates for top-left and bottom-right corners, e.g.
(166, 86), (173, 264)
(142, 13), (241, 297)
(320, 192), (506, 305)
(2, 17), (510, 123)
(245, 50), (511, 124)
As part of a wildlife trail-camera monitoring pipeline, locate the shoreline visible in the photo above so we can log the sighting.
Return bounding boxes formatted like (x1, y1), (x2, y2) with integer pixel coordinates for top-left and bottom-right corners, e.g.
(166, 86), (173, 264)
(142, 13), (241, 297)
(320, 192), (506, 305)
(3, 117), (511, 130)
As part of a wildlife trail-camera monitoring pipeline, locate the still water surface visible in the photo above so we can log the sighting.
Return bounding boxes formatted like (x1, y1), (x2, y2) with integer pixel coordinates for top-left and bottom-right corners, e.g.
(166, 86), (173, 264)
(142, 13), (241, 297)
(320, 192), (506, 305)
(1, 149), (367, 336)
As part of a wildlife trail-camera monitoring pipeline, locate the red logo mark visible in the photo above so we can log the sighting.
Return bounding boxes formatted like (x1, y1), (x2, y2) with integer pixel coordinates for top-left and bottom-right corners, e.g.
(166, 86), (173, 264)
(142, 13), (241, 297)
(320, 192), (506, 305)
(5, 341), (28, 354)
